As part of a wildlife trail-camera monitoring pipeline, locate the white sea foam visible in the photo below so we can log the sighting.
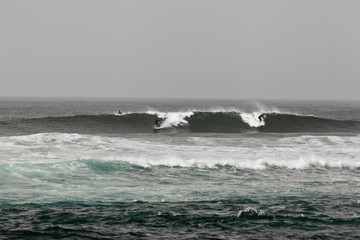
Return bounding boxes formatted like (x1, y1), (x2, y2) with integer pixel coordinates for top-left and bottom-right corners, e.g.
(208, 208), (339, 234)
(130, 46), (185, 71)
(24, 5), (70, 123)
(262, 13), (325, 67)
(1, 132), (360, 204)
(1, 133), (360, 169)
(146, 111), (194, 128)
(239, 104), (282, 128)
(237, 207), (265, 217)
(239, 112), (265, 127)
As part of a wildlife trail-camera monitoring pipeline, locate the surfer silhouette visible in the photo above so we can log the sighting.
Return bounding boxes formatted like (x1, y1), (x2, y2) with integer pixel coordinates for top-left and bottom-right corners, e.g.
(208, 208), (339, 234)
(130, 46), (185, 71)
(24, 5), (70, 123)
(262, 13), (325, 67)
(258, 113), (265, 122)
(154, 119), (161, 128)
(118, 110), (122, 114)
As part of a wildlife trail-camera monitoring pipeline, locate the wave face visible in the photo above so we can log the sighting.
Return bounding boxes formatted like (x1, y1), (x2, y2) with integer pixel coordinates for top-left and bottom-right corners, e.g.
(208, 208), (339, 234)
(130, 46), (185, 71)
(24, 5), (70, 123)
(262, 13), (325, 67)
(2, 111), (360, 135)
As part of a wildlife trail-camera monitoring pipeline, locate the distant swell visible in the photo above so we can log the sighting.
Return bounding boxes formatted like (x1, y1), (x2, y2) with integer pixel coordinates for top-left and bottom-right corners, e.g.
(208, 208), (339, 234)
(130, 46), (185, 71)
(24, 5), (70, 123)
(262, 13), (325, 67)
(1, 111), (360, 136)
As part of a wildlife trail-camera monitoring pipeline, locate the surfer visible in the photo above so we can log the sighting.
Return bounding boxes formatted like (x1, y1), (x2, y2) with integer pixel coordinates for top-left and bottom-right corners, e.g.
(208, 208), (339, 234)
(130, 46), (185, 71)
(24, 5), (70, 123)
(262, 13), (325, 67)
(118, 110), (122, 114)
(258, 113), (265, 122)
(154, 119), (161, 128)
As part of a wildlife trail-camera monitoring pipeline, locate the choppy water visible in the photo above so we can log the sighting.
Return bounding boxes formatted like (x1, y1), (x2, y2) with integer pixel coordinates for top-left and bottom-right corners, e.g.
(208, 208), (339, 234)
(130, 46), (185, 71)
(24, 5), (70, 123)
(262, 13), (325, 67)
(0, 98), (359, 239)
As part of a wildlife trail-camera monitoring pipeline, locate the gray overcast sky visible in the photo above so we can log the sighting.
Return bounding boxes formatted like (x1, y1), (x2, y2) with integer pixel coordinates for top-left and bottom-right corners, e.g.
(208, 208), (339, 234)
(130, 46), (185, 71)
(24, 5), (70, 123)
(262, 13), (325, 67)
(0, 0), (359, 100)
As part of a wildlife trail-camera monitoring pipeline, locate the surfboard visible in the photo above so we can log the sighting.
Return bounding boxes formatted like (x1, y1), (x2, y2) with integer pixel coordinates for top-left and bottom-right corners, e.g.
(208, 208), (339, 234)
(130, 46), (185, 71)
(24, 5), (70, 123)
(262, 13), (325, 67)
(153, 125), (162, 130)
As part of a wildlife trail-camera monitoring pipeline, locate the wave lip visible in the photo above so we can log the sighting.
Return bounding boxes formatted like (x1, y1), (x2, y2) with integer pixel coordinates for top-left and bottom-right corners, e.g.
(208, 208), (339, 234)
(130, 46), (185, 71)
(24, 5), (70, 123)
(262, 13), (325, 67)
(1, 110), (360, 135)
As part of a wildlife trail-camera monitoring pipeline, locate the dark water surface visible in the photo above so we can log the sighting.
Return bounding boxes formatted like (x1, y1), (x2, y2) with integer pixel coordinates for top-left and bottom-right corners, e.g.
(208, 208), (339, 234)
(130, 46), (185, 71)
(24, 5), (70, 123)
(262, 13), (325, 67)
(0, 98), (359, 239)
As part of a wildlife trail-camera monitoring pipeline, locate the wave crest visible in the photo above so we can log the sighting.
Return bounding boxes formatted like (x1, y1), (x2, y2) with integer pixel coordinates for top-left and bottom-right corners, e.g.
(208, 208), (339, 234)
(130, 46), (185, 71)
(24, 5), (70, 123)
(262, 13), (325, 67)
(1, 110), (359, 135)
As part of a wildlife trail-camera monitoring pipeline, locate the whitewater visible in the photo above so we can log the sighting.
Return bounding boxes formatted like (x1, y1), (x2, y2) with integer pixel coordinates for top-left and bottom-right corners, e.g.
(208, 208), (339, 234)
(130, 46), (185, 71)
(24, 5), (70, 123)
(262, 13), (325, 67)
(0, 98), (360, 239)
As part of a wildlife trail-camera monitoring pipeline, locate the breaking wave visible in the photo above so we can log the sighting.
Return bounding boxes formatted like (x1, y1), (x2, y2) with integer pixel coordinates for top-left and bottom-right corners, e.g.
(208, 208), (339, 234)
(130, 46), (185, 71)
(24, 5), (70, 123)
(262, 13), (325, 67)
(1, 132), (360, 169)
(1, 110), (359, 135)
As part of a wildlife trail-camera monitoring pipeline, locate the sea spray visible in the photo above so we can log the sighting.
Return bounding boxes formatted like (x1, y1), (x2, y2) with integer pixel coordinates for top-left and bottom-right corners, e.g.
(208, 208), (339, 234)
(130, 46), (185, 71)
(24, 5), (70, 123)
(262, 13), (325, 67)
(146, 111), (194, 128)
(239, 112), (265, 127)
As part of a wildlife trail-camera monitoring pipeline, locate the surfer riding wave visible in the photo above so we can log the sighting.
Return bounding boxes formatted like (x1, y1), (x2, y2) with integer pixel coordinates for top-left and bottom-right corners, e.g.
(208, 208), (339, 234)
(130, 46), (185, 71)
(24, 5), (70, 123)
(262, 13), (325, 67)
(154, 119), (161, 128)
(258, 113), (265, 122)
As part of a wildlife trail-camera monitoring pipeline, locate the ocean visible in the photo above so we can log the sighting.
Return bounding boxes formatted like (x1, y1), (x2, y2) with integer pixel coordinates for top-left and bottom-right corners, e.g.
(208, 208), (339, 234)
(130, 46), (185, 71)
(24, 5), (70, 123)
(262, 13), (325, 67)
(0, 98), (359, 239)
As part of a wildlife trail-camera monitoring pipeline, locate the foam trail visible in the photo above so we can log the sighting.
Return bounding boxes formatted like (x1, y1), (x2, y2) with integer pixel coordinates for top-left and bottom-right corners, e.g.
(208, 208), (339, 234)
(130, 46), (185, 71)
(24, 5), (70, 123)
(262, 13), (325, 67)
(114, 111), (130, 116)
(146, 111), (194, 128)
(239, 103), (282, 128)
(240, 112), (265, 127)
